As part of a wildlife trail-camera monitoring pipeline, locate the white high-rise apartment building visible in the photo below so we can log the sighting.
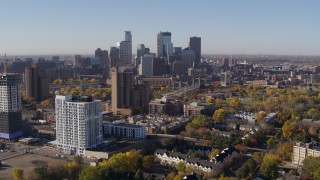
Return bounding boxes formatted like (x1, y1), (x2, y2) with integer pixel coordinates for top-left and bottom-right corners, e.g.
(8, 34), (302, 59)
(55, 95), (103, 155)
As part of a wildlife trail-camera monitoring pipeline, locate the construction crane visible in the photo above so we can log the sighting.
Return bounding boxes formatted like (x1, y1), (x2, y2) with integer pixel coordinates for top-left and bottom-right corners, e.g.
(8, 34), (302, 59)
(4, 53), (8, 74)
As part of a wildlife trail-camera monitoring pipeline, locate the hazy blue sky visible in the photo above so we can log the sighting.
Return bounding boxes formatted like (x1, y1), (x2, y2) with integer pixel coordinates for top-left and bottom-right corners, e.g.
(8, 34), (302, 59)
(1, 0), (319, 55)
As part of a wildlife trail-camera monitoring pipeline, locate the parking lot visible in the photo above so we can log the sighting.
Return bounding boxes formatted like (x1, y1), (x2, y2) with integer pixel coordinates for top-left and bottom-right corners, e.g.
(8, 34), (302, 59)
(0, 153), (68, 179)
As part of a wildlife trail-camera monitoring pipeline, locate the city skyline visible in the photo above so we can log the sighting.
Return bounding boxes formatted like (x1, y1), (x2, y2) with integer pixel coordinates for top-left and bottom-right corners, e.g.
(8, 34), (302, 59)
(1, 0), (320, 56)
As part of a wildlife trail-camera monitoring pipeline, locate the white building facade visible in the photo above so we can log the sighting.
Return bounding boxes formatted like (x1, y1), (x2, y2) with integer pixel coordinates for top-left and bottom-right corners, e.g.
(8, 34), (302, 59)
(103, 123), (145, 139)
(293, 142), (320, 165)
(55, 95), (103, 155)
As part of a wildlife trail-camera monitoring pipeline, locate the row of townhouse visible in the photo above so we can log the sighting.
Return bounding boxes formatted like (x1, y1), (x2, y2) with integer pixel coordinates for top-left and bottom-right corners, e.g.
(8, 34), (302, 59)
(155, 149), (239, 177)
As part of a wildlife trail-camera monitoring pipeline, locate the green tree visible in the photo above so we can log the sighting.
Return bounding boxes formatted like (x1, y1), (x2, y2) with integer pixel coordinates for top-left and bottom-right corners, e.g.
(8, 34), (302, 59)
(236, 164), (249, 179)
(175, 162), (186, 172)
(267, 137), (278, 149)
(143, 155), (155, 169)
(282, 121), (295, 138)
(100, 153), (127, 172)
(252, 152), (263, 165)
(33, 165), (48, 180)
(64, 156), (83, 180)
(12, 168), (24, 180)
(229, 97), (242, 110)
(303, 157), (320, 180)
(208, 149), (220, 159)
(215, 98), (224, 108)
(79, 166), (105, 180)
(213, 108), (227, 122)
(260, 154), (281, 180)
(186, 115), (212, 129)
(206, 97), (215, 103)
(246, 158), (257, 172)
(135, 169), (144, 180)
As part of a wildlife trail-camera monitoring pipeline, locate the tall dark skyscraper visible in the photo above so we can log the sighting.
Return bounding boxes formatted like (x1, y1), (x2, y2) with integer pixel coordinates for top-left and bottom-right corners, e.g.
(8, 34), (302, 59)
(111, 67), (134, 113)
(189, 37), (201, 66)
(109, 47), (119, 69)
(0, 73), (23, 139)
(152, 57), (165, 76)
(119, 41), (132, 65)
(157, 32), (173, 59)
(95, 48), (109, 69)
(136, 44), (145, 65)
(95, 48), (109, 77)
(124, 31), (132, 64)
(25, 65), (49, 101)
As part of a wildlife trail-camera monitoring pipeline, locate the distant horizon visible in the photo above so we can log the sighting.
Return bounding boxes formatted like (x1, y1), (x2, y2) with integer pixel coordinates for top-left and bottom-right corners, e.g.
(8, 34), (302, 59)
(1, 0), (320, 56)
(1, 53), (320, 58)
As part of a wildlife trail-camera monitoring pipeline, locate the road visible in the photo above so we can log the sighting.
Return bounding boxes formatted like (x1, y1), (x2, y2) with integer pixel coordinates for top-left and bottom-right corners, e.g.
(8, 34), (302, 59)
(147, 133), (205, 143)
(50, 83), (101, 91)
(164, 83), (201, 97)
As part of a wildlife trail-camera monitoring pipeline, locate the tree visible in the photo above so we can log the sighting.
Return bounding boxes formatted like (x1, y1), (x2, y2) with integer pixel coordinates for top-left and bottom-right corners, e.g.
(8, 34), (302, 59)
(41, 99), (51, 106)
(173, 173), (185, 180)
(307, 108), (320, 120)
(246, 158), (257, 172)
(166, 172), (177, 180)
(175, 162), (186, 172)
(208, 149), (220, 159)
(46, 161), (67, 180)
(267, 137), (278, 149)
(143, 155), (155, 169)
(12, 168), (24, 180)
(275, 142), (294, 160)
(186, 115), (212, 129)
(135, 169), (144, 180)
(252, 152), (263, 165)
(100, 153), (127, 172)
(90, 78), (97, 84)
(33, 165), (48, 180)
(282, 121), (296, 138)
(213, 109), (227, 122)
(256, 111), (267, 122)
(236, 164), (249, 179)
(303, 157), (320, 180)
(215, 98), (224, 108)
(126, 150), (142, 172)
(229, 97), (242, 110)
(260, 154), (281, 180)
(79, 166), (105, 180)
(206, 97), (215, 103)
(160, 138), (173, 149)
(64, 156), (84, 180)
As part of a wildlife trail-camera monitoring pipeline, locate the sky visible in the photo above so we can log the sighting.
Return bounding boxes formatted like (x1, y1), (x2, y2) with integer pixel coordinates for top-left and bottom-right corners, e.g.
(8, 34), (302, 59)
(0, 0), (319, 56)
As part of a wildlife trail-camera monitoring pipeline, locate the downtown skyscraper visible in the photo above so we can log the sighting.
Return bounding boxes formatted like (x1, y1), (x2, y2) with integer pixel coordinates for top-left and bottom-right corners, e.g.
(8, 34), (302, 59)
(189, 36), (201, 66)
(136, 44), (145, 65)
(24, 65), (49, 101)
(157, 31), (173, 59)
(119, 31), (132, 65)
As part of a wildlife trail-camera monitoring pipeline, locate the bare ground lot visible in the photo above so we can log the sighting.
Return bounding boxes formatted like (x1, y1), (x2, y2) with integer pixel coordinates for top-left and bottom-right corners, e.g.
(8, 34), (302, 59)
(0, 153), (68, 180)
